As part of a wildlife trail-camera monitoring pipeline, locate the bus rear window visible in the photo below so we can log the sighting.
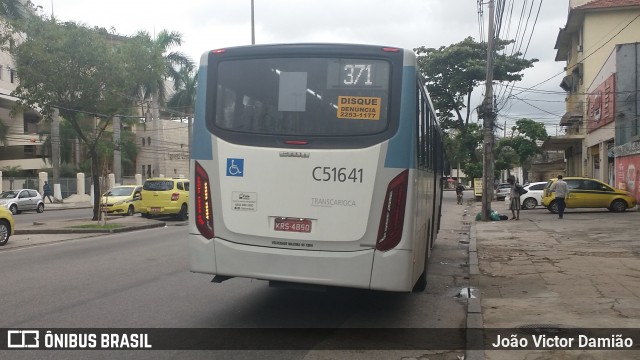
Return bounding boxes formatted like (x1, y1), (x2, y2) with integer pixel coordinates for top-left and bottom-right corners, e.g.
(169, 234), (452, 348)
(143, 181), (174, 191)
(213, 57), (390, 137)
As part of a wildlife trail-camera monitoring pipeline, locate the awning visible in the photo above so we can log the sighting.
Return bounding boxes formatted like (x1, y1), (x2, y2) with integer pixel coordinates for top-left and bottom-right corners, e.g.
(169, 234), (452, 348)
(559, 75), (573, 92)
(541, 134), (585, 151)
(559, 111), (582, 126)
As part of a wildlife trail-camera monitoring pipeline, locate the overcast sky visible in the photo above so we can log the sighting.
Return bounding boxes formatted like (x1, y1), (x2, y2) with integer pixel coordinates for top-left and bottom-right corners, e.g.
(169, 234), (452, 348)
(31, 0), (571, 134)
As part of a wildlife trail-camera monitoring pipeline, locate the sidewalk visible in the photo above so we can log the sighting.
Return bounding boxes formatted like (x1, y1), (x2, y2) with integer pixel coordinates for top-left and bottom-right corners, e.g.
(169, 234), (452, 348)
(469, 201), (640, 359)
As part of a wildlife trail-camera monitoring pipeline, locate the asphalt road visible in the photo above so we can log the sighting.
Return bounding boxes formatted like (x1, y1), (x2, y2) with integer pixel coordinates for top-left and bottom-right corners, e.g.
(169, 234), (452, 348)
(13, 208), (95, 227)
(1, 191), (470, 360)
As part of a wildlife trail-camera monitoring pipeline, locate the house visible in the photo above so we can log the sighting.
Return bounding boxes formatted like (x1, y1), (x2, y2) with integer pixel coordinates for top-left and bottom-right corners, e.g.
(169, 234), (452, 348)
(543, 0), (640, 189)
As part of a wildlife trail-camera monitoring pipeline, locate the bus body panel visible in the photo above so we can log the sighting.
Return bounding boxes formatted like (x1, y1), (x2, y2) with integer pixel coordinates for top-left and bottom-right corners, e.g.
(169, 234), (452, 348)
(214, 138), (381, 243)
(213, 238), (375, 289)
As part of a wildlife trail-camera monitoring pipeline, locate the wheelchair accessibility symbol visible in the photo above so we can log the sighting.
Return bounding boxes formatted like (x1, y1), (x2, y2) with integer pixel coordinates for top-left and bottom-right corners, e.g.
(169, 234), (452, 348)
(226, 158), (244, 177)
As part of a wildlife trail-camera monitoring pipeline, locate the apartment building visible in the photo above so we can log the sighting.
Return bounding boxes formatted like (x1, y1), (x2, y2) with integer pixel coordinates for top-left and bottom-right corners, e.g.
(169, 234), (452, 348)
(544, 0), (640, 189)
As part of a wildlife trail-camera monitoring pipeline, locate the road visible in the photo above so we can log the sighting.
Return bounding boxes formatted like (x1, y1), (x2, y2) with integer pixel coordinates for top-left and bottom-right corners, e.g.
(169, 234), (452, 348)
(0, 191), (471, 360)
(13, 208), (94, 227)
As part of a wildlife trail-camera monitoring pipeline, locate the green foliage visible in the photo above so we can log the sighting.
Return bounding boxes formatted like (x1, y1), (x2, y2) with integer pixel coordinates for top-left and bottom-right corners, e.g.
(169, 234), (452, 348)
(495, 118), (549, 170)
(414, 37), (538, 179)
(1, 165), (24, 177)
(0, 118), (8, 146)
(167, 65), (198, 117)
(122, 30), (193, 106)
(415, 37), (538, 130)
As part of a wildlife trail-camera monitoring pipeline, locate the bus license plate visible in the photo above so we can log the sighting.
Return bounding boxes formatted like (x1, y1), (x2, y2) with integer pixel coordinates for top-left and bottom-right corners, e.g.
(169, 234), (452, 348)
(274, 218), (311, 233)
(151, 207), (161, 212)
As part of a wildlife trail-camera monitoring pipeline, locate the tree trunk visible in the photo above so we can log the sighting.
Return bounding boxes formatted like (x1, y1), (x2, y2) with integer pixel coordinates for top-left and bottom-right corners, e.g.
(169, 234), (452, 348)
(91, 149), (101, 221)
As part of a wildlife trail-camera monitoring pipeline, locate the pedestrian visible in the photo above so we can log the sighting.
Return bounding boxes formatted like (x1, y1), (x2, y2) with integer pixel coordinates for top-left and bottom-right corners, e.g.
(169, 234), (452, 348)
(455, 183), (465, 204)
(550, 174), (569, 219)
(43, 181), (53, 203)
(507, 176), (520, 220)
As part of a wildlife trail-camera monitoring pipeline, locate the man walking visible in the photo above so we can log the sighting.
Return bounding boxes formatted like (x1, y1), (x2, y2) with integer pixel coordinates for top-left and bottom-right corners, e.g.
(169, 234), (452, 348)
(551, 174), (569, 219)
(43, 181), (53, 203)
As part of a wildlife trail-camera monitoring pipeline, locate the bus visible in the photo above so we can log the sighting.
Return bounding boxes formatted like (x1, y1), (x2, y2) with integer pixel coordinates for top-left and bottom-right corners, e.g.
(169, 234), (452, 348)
(189, 43), (444, 292)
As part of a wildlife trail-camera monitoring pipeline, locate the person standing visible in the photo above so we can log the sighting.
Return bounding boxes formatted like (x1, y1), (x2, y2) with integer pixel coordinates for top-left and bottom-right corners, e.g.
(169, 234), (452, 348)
(43, 181), (53, 203)
(551, 174), (569, 219)
(507, 176), (520, 220)
(455, 183), (465, 205)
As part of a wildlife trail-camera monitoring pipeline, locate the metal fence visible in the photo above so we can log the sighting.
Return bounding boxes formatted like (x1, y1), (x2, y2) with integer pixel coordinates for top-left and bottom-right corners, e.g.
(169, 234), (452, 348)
(1, 177), (91, 198)
(2, 175), (145, 198)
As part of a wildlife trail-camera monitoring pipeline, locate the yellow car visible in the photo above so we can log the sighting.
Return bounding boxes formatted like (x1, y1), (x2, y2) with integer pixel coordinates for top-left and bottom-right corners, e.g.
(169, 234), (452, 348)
(140, 177), (189, 220)
(0, 205), (16, 246)
(542, 177), (637, 213)
(100, 185), (143, 216)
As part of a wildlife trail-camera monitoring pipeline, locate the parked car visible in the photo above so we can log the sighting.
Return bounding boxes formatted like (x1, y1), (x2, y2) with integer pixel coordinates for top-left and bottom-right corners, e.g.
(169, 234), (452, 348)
(495, 183), (511, 201)
(542, 177), (637, 213)
(140, 177), (189, 220)
(0, 205), (15, 246)
(100, 185), (143, 216)
(518, 182), (548, 210)
(0, 189), (45, 215)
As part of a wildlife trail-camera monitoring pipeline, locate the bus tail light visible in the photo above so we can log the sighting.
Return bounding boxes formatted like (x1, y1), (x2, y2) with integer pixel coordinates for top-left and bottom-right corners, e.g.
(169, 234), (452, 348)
(195, 161), (215, 239)
(376, 170), (409, 251)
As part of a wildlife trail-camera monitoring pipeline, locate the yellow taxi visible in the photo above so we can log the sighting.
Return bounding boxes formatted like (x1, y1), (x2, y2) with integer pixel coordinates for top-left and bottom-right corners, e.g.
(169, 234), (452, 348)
(100, 185), (142, 216)
(542, 176), (637, 213)
(140, 177), (189, 220)
(0, 205), (15, 246)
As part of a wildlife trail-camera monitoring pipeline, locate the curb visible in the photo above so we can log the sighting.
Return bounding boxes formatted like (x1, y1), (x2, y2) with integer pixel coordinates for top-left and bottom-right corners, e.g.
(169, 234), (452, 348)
(15, 221), (166, 235)
(466, 204), (484, 360)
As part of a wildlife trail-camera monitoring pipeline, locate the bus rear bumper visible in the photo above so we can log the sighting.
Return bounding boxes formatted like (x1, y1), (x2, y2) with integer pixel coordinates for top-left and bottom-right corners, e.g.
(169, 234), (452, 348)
(188, 234), (413, 291)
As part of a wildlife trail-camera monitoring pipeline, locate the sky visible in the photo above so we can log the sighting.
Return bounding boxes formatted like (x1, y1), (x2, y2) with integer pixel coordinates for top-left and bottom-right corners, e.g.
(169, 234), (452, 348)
(30, 0), (572, 135)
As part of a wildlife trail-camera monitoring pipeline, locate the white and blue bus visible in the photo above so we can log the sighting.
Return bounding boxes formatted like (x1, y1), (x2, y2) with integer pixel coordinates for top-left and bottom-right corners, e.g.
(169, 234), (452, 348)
(189, 44), (444, 292)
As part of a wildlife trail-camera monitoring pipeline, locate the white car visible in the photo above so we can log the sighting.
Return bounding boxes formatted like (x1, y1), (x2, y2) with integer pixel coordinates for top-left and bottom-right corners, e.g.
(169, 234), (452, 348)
(512, 182), (548, 210)
(0, 189), (45, 215)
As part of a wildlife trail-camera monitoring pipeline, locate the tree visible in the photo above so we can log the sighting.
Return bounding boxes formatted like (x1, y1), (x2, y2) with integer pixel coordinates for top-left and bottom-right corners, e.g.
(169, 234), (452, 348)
(415, 37), (538, 177)
(167, 64), (197, 117)
(124, 30), (193, 118)
(0, 119), (8, 146)
(11, 17), (135, 220)
(495, 118), (548, 175)
(1, 164), (22, 189)
(0, 0), (33, 21)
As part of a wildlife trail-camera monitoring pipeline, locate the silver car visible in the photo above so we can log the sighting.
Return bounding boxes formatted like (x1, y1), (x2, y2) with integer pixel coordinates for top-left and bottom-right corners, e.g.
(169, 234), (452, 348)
(0, 189), (45, 215)
(495, 183), (511, 201)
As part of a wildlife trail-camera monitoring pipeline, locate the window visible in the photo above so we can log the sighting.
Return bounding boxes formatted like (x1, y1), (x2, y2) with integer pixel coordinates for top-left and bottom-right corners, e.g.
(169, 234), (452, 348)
(177, 182), (184, 191)
(142, 138), (146, 146)
(0, 65), (3, 80)
(10, 68), (15, 83)
(214, 57), (390, 137)
(530, 183), (546, 191)
(147, 137), (151, 146)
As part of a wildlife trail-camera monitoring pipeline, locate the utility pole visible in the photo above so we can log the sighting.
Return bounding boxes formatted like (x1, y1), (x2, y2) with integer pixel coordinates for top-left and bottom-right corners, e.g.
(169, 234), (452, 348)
(251, 0), (255, 44)
(481, 0), (496, 221)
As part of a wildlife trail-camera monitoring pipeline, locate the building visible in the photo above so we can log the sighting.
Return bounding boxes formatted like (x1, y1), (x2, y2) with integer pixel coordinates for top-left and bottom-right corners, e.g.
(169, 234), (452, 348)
(0, 5), (46, 174)
(544, 0), (640, 186)
(137, 118), (189, 179)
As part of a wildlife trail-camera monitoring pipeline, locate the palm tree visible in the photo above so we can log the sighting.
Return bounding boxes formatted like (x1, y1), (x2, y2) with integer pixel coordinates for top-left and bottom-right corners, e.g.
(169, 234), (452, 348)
(130, 30), (193, 115)
(167, 65), (197, 153)
(167, 65), (197, 117)
(0, 0), (32, 21)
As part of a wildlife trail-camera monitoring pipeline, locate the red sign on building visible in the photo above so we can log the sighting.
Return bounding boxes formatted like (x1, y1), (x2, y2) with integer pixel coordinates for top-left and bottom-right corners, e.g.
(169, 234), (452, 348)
(587, 74), (615, 133)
